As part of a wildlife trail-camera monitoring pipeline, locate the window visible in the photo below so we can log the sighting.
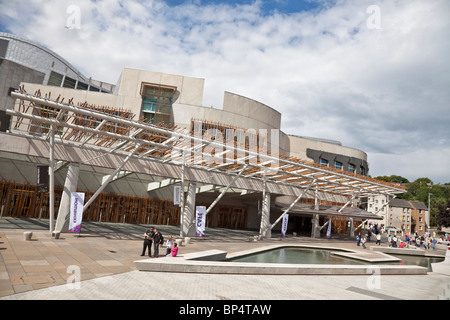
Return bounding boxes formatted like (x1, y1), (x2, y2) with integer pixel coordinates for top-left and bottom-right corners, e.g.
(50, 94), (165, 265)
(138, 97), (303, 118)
(348, 164), (355, 173)
(47, 71), (64, 87)
(334, 161), (343, 170)
(319, 158), (328, 167)
(140, 83), (176, 124)
(143, 97), (157, 113)
(360, 166), (366, 175)
(144, 113), (154, 123)
(77, 82), (88, 90)
(63, 76), (76, 89)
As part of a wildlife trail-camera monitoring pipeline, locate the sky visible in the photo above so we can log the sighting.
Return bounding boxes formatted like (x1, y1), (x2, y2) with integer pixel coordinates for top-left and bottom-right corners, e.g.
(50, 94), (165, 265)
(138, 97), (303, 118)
(0, 0), (449, 184)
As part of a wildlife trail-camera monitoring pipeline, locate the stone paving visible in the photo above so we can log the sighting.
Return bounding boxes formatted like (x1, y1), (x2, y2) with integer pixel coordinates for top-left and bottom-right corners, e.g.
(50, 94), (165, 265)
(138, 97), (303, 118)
(1, 217), (449, 300)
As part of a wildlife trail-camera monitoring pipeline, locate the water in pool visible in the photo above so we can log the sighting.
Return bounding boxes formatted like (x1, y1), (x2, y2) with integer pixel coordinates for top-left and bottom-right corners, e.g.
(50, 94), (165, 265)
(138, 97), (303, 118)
(228, 247), (445, 271)
(228, 247), (366, 265)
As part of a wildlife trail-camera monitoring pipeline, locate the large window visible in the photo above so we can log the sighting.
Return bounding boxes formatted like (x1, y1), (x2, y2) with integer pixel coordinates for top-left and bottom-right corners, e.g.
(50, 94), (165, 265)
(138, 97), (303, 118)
(47, 71), (64, 87)
(140, 83), (176, 124)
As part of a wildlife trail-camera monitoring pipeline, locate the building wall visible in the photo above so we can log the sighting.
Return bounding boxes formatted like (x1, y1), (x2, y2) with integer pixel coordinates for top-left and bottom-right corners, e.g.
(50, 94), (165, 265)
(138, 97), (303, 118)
(367, 194), (389, 226)
(410, 201), (427, 236)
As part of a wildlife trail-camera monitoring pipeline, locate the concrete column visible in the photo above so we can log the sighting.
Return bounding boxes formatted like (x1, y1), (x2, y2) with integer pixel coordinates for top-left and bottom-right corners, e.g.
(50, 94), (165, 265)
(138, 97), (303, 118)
(55, 163), (80, 233)
(259, 192), (271, 238)
(311, 185), (320, 238)
(348, 218), (355, 238)
(181, 182), (197, 237)
(311, 214), (321, 238)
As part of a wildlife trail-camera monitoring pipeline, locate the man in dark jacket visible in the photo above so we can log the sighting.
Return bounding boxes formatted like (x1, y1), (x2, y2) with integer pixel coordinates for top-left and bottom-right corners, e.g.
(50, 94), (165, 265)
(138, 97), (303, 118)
(152, 228), (164, 258)
(141, 227), (154, 257)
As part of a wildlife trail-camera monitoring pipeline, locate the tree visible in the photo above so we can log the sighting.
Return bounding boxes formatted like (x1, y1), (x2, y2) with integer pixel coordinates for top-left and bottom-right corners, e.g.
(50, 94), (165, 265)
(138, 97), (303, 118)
(374, 176), (450, 227)
(436, 200), (450, 228)
(375, 175), (410, 184)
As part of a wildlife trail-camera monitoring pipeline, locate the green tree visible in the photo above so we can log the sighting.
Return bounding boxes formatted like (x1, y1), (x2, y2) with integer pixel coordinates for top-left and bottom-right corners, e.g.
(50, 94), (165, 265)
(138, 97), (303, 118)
(436, 200), (450, 228)
(374, 176), (450, 227)
(375, 175), (410, 184)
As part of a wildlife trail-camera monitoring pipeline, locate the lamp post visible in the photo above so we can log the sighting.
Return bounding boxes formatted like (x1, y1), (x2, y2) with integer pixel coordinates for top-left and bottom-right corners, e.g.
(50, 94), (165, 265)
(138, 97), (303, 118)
(427, 192), (432, 232)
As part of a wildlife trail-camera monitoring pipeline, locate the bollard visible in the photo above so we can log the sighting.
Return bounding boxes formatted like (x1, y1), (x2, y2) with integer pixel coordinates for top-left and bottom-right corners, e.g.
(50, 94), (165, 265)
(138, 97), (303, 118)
(52, 231), (61, 239)
(23, 231), (33, 241)
(185, 237), (191, 244)
(175, 239), (183, 247)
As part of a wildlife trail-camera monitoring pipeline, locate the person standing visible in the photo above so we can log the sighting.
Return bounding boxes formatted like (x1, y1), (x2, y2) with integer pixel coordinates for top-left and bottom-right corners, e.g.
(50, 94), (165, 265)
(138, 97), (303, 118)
(376, 233), (381, 246)
(165, 235), (174, 256)
(141, 227), (154, 257)
(361, 236), (366, 249)
(152, 228), (164, 258)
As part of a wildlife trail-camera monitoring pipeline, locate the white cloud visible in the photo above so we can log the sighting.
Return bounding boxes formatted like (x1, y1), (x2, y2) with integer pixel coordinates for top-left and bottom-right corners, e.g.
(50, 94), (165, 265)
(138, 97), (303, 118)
(1, 0), (449, 183)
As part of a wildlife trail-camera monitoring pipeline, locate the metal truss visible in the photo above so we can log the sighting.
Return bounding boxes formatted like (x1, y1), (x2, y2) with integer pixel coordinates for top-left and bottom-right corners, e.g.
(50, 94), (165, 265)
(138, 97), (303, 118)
(7, 88), (406, 200)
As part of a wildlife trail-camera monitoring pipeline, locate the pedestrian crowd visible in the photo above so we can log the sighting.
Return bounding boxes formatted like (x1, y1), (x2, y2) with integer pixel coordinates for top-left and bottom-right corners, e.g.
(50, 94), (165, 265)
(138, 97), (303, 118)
(140, 227), (179, 258)
(356, 223), (449, 251)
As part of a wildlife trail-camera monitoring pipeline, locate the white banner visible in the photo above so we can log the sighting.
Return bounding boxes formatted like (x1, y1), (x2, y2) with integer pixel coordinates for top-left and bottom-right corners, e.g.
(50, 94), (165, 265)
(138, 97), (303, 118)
(326, 218), (332, 239)
(281, 214), (289, 238)
(69, 192), (85, 233)
(196, 206), (206, 237)
(174, 186), (181, 206)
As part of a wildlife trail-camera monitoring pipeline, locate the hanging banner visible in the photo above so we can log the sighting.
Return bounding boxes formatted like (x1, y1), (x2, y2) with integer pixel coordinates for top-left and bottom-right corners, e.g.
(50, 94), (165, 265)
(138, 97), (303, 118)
(196, 206), (206, 237)
(69, 192), (85, 233)
(174, 186), (181, 206)
(326, 218), (332, 239)
(281, 214), (289, 238)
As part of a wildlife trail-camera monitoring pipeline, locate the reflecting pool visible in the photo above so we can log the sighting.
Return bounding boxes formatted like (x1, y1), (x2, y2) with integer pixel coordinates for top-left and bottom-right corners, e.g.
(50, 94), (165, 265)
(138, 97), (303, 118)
(228, 247), (445, 271)
(228, 247), (366, 265)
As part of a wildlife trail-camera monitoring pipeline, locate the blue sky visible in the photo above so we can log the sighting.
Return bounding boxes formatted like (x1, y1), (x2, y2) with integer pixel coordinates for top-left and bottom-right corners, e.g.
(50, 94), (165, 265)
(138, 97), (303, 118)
(164, 0), (322, 14)
(1, 0), (449, 183)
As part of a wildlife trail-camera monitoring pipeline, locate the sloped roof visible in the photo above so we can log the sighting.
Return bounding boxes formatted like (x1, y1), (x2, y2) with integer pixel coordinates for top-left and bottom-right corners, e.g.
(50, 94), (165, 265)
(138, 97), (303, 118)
(409, 201), (428, 210)
(389, 198), (413, 208)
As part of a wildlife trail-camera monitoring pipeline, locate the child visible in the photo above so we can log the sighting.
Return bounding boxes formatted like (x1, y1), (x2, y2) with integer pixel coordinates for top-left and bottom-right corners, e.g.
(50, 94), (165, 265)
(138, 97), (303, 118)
(361, 236), (366, 249)
(165, 235), (174, 256)
(171, 243), (179, 257)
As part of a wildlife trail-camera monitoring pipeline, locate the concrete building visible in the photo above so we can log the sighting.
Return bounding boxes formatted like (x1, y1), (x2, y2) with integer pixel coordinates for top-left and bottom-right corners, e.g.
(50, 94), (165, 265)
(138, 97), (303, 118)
(366, 194), (390, 226)
(367, 195), (429, 236)
(0, 33), (405, 237)
(388, 198), (412, 234)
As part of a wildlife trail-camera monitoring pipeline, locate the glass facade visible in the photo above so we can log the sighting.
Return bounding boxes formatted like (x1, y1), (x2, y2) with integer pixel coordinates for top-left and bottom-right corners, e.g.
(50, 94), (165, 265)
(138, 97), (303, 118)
(141, 84), (175, 124)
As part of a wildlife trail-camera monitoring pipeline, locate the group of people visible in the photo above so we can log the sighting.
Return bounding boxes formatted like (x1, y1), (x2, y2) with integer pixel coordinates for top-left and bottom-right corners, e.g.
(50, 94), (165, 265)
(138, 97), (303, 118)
(356, 227), (448, 251)
(140, 227), (179, 258)
(397, 233), (438, 250)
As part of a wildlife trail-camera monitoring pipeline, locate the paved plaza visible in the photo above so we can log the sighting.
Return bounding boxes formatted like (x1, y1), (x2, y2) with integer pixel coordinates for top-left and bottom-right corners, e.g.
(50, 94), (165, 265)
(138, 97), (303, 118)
(1, 217), (449, 300)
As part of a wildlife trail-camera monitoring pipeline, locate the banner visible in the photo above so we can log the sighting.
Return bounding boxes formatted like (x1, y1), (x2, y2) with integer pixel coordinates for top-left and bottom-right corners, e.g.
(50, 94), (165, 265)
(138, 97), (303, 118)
(174, 186), (181, 206)
(196, 206), (206, 237)
(69, 192), (85, 233)
(326, 218), (332, 239)
(281, 214), (289, 238)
